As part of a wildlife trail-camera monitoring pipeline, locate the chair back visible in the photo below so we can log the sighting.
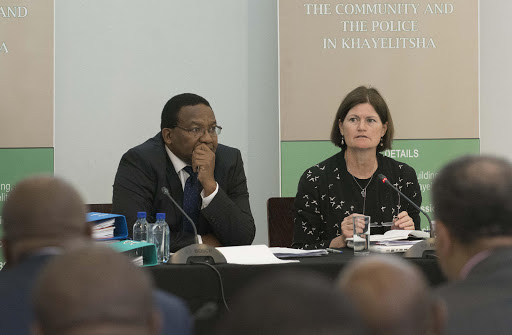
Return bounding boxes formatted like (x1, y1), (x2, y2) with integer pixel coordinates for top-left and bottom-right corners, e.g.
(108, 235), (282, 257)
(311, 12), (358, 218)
(87, 203), (112, 213)
(267, 197), (295, 247)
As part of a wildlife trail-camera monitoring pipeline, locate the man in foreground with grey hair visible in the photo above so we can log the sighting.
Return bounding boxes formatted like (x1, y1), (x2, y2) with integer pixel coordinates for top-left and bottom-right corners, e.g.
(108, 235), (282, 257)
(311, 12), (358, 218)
(337, 255), (445, 335)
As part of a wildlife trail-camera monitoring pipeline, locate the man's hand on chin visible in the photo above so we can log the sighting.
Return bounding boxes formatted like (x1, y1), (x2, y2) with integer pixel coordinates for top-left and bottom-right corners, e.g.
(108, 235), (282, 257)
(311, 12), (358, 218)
(193, 144), (217, 196)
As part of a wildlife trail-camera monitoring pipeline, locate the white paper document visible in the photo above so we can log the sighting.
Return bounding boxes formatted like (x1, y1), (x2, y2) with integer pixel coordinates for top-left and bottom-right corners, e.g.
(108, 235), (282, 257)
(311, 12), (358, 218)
(216, 245), (299, 265)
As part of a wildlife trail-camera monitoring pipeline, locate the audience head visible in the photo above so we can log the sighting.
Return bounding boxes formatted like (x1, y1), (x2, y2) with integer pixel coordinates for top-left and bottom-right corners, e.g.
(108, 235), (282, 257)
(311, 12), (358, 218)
(2, 176), (89, 265)
(330, 85), (394, 152)
(215, 270), (368, 335)
(432, 155), (512, 279)
(160, 93), (211, 130)
(337, 255), (445, 335)
(32, 245), (160, 335)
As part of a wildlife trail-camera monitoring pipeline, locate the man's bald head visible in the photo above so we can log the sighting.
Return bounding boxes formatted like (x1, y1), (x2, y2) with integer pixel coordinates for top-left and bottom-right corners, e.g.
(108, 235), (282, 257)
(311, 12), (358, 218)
(2, 176), (89, 263)
(33, 245), (159, 335)
(337, 255), (444, 335)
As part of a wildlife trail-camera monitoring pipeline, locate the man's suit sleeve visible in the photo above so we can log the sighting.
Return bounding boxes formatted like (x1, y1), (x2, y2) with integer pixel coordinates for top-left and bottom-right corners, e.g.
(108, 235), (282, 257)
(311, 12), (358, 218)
(112, 149), (157, 232)
(112, 147), (197, 248)
(201, 149), (255, 246)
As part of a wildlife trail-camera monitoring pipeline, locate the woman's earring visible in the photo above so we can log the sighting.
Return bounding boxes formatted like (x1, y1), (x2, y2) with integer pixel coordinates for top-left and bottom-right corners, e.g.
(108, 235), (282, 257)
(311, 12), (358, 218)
(380, 137), (384, 147)
(341, 135), (345, 146)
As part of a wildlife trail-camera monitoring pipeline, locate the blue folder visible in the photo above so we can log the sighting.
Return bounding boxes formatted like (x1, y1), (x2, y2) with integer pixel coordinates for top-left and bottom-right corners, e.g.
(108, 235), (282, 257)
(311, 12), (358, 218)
(86, 212), (128, 241)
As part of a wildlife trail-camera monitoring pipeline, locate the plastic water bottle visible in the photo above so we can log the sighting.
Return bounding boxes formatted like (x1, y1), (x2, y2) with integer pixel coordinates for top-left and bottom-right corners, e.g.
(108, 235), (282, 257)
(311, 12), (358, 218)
(151, 212), (170, 263)
(132, 212), (148, 242)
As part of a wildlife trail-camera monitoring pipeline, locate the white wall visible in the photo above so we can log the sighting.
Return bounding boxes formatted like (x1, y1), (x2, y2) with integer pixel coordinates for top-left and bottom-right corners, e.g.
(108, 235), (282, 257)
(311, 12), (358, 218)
(480, 1), (512, 157)
(55, 0), (511, 245)
(54, 0), (279, 244)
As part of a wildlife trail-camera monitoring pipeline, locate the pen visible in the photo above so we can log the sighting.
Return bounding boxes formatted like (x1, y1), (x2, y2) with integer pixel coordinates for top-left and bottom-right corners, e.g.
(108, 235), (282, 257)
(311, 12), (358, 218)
(326, 248), (343, 254)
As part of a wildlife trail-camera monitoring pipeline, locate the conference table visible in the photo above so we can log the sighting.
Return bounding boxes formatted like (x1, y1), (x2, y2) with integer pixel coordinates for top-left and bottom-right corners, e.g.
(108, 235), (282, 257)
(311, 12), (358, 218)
(148, 249), (445, 334)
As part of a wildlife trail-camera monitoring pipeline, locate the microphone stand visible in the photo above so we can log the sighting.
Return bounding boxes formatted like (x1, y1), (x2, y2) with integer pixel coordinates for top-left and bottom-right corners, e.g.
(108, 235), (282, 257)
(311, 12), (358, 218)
(162, 187), (226, 264)
(378, 174), (436, 258)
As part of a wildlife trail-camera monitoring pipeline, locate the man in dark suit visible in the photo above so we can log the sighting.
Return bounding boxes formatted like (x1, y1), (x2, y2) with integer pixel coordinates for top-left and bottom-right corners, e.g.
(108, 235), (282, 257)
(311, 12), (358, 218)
(0, 176), (192, 335)
(112, 93), (255, 250)
(432, 155), (512, 335)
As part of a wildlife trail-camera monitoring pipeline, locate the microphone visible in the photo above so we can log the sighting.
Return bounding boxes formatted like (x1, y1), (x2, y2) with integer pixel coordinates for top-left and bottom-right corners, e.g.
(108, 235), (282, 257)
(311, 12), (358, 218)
(161, 187), (226, 264)
(378, 174), (436, 258)
(378, 174), (433, 236)
(162, 187), (200, 244)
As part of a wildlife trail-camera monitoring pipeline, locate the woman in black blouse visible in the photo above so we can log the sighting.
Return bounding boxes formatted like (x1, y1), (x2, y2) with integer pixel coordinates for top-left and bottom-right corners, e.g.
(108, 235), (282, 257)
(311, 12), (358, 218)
(292, 86), (422, 249)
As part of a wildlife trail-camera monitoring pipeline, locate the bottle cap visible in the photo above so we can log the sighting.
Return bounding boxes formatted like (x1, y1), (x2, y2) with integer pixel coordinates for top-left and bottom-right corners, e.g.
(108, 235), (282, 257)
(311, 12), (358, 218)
(156, 213), (166, 221)
(137, 212), (146, 219)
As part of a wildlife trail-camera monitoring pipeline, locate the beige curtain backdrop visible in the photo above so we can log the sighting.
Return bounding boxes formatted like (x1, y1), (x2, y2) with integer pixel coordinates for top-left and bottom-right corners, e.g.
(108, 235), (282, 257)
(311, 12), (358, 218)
(279, 0), (478, 141)
(0, 0), (54, 147)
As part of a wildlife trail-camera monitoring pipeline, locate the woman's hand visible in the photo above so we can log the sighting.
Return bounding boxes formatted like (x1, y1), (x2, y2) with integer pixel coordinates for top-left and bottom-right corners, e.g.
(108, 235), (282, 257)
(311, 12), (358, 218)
(331, 213), (366, 247)
(392, 211), (415, 230)
(329, 235), (346, 248)
(341, 213), (366, 238)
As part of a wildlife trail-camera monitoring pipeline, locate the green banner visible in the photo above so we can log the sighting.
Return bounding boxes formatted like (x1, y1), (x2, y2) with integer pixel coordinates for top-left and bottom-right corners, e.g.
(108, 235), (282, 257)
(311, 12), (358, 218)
(281, 139), (479, 230)
(0, 148), (54, 269)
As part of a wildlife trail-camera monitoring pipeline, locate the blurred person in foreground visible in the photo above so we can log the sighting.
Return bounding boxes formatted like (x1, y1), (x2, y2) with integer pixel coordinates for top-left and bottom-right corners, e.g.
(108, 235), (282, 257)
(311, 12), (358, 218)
(337, 255), (445, 335)
(432, 155), (512, 334)
(293, 86), (421, 249)
(215, 270), (368, 335)
(0, 176), (192, 335)
(32, 246), (160, 335)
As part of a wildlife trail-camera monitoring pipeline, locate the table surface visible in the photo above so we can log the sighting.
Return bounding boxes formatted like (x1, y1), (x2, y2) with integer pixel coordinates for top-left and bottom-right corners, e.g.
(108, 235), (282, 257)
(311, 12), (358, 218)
(148, 250), (445, 334)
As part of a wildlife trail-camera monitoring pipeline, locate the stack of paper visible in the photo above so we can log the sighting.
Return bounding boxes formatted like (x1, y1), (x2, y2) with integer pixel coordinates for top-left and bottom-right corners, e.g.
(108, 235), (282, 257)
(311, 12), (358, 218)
(370, 239), (423, 252)
(370, 230), (428, 253)
(132, 256), (144, 266)
(346, 230), (429, 253)
(269, 247), (328, 258)
(370, 229), (429, 242)
(375, 240), (423, 246)
(92, 218), (116, 240)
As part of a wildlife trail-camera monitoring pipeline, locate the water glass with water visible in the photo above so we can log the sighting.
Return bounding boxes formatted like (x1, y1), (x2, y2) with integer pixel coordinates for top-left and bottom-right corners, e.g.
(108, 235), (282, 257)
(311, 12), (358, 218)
(353, 215), (370, 256)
